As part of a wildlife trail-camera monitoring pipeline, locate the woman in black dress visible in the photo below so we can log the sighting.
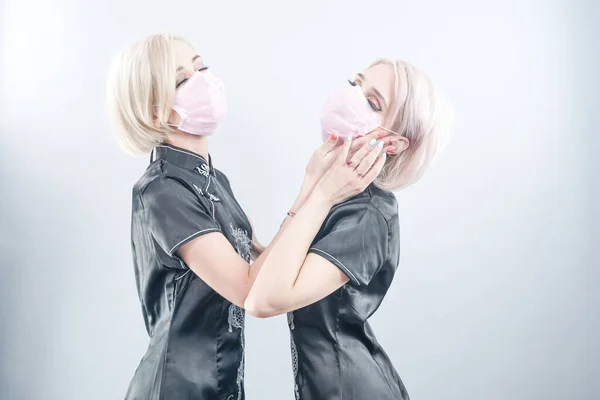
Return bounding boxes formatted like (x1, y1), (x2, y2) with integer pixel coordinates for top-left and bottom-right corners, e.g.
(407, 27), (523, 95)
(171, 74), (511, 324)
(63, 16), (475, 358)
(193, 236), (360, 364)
(245, 59), (454, 400)
(106, 33), (391, 400)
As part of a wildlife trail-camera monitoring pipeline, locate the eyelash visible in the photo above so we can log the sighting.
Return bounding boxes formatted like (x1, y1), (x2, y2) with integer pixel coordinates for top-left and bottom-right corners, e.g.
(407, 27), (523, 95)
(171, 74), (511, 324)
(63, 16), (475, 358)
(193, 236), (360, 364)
(368, 100), (381, 113)
(176, 66), (210, 89)
(348, 79), (381, 112)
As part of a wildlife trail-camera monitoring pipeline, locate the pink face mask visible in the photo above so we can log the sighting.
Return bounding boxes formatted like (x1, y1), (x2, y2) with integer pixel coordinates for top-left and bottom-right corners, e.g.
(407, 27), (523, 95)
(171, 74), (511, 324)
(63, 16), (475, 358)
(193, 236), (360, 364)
(171, 70), (227, 136)
(319, 83), (397, 141)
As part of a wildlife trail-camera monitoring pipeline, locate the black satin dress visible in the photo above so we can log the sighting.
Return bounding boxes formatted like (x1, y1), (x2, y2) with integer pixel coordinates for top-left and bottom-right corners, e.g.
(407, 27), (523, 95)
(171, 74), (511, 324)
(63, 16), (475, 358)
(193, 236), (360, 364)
(125, 144), (251, 400)
(287, 185), (410, 400)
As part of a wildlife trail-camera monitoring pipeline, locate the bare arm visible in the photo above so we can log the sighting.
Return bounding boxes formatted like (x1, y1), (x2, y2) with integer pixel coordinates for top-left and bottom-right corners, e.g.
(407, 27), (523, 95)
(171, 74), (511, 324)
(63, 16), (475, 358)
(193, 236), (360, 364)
(245, 136), (387, 317)
(244, 194), (350, 317)
(177, 132), (387, 311)
(176, 133), (345, 308)
(177, 182), (311, 308)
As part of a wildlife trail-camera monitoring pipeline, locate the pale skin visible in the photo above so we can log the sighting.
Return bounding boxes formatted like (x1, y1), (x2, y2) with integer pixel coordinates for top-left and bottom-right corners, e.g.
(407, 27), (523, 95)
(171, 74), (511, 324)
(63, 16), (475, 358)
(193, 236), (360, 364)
(163, 39), (409, 313)
(244, 65), (411, 317)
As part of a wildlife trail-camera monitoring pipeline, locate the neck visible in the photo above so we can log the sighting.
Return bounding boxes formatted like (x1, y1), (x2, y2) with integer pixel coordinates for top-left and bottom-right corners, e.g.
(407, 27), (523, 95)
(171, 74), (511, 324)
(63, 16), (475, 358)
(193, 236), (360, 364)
(166, 133), (210, 161)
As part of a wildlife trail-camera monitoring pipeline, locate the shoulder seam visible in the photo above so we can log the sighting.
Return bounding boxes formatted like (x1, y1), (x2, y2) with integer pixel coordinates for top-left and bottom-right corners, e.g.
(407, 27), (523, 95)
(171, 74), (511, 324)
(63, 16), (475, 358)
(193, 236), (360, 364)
(330, 197), (390, 233)
(139, 175), (217, 225)
(365, 202), (391, 234)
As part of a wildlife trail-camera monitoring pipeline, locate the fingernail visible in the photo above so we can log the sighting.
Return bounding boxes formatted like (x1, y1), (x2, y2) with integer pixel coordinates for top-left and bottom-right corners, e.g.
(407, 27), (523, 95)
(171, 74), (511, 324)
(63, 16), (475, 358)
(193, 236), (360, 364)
(369, 139), (376, 146)
(346, 161), (352, 166)
(377, 141), (384, 149)
(382, 153), (387, 160)
(330, 132), (338, 141)
(347, 134), (353, 142)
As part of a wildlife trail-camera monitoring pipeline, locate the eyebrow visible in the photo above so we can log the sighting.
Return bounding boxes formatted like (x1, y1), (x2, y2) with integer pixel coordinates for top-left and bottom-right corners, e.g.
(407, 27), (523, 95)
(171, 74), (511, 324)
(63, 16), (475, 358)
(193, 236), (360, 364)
(176, 55), (203, 72)
(357, 73), (388, 109)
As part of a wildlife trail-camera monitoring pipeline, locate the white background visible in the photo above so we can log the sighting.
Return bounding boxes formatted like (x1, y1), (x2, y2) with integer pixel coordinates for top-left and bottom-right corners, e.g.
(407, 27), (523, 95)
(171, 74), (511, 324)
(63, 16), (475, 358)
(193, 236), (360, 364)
(0, 0), (598, 399)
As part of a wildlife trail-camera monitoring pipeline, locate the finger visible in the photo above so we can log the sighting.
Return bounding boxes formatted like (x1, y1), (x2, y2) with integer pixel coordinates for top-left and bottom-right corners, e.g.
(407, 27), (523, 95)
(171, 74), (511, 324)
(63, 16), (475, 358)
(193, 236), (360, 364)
(355, 139), (385, 175)
(385, 145), (397, 155)
(348, 130), (388, 158)
(350, 128), (386, 151)
(320, 131), (340, 154)
(337, 131), (354, 165)
(347, 136), (378, 168)
(360, 151), (387, 186)
(358, 129), (387, 145)
(349, 133), (371, 152)
(373, 129), (394, 140)
(383, 135), (399, 145)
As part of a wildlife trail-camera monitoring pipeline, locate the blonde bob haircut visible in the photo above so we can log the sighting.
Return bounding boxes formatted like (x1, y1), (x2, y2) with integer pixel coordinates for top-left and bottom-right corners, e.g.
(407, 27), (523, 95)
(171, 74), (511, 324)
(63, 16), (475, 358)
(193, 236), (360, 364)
(106, 32), (190, 156)
(371, 59), (454, 191)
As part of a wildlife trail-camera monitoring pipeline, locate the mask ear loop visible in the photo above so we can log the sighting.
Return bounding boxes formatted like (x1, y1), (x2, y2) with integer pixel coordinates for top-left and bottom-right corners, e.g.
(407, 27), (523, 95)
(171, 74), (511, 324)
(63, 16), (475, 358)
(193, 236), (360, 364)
(377, 126), (400, 136)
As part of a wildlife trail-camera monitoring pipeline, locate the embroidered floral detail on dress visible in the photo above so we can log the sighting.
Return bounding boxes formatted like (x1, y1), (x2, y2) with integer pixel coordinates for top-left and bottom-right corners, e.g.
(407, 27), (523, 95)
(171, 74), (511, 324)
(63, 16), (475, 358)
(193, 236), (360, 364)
(192, 184), (220, 202)
(229, 223), (251, 262)
(228, 304), (245, 400)
(196, 164), (210, 177)
(288, 312), (300, 399)
(207, 192), (220, 202)
(227, 223), (251, 400)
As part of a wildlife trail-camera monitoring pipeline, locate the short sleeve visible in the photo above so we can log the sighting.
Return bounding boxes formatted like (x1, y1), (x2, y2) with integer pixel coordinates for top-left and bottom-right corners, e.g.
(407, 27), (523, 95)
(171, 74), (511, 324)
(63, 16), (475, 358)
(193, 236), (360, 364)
(308, 204), (389, 286)
(143, 177), (221, 257)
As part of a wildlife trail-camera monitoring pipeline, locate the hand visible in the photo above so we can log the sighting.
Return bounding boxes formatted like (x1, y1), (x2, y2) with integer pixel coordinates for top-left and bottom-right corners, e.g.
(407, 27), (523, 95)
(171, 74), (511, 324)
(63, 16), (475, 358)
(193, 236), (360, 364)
(304, 132), (343, 189)
(348, 130), (401, 158)
(304, 130), (398, 188)
(312, 134), (387, 206)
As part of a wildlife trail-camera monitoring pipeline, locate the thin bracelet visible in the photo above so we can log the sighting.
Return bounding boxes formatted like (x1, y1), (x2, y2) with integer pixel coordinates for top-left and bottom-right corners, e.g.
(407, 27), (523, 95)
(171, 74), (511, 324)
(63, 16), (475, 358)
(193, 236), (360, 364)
(280, 211), (296, 228)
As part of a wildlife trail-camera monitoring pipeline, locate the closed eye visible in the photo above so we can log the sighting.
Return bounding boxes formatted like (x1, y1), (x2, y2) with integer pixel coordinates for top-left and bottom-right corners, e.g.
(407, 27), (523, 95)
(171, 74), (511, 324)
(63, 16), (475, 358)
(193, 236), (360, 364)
(176, 78), (188, 89)
(350, 74), (384, 112)
(367, 99), (381, 112)
(176, 66), (210, 89)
